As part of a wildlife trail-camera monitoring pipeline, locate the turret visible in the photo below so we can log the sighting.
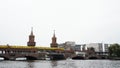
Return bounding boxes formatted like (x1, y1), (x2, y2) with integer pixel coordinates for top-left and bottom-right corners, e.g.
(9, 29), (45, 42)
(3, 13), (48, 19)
(50, 30), (58, 47)
(27, 27), (36, 46)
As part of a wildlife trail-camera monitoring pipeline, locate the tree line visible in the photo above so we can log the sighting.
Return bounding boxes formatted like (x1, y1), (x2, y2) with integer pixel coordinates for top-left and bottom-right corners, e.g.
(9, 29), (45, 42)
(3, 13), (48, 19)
(109, 44), (120, 57)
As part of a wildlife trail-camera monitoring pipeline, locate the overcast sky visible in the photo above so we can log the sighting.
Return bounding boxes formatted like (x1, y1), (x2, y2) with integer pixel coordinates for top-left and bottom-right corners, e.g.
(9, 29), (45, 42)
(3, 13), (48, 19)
(0, 0), (120, 47)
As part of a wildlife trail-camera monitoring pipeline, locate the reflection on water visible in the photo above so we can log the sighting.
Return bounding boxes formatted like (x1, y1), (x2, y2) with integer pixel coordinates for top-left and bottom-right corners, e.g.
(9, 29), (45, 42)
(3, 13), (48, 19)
(0, 60), (120, 68)
(27, 61), (34, 68)
(51, 61), (57, 67)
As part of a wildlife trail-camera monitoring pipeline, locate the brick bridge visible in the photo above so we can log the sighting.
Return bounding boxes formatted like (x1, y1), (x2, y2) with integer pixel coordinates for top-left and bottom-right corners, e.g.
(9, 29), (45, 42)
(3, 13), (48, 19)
(0, 45), (64, 60)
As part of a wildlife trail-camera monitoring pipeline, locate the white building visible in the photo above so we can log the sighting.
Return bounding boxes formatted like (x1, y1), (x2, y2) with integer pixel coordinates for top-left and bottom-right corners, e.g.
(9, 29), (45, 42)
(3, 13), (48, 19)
(74, 44), (86, 51)
(58, 41), (75, 50)
(58, 42), (110, 53)
(86, 43), (103, 52)
(74, 45), (81, 51)
(65, 41), (75, 46)
(86, 43), (110, 52)
(103, 44), (110, 52)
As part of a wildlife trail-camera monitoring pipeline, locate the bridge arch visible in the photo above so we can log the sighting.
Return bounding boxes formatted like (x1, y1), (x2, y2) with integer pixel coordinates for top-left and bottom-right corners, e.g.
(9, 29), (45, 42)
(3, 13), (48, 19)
(15, 56), (37, 60)
(0, 56), (9, 60)
(88, 56), (99, 59)
(72, 56), (85, 60)
(25, 56), (37, 60)
(101, 56), (106, 59)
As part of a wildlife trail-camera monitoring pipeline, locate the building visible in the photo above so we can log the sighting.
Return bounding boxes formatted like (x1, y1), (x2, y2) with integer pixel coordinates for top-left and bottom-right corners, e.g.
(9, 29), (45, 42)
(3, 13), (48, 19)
(58, 41), (75, 58)
(86, 43), (110, 52)
(74, 44), (86, 51)
(86, 43), (103, 52)
(104, 44), (109, 52)
(58, 41), (75, 50)
(74, 45), (81, 51)
(65, 41), (75, 46)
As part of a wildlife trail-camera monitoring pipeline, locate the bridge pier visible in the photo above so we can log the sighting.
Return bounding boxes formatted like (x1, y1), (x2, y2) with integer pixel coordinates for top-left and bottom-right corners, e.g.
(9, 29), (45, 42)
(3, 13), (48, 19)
(4, 58), (9, 60)
(48, 53), (66, 60)
(26, 56), (38, 60)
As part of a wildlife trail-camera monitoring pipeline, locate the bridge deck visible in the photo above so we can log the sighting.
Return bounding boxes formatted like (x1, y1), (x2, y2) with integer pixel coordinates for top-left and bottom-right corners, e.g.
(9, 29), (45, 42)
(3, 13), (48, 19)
(0, 45), (64, 50)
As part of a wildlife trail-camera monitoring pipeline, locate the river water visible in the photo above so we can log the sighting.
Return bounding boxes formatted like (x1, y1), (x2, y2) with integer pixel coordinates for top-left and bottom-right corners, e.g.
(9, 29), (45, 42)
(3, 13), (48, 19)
(0, 59), (120, 68)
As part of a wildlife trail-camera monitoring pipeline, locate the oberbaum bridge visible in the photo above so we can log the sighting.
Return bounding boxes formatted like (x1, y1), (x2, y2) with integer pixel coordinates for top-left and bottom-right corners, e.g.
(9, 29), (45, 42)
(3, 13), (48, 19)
(0, 28), (108, 60)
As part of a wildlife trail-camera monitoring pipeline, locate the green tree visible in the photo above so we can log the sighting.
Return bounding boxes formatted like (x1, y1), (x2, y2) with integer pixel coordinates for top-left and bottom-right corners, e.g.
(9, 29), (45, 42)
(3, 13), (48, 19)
(109, 44), (120, 57)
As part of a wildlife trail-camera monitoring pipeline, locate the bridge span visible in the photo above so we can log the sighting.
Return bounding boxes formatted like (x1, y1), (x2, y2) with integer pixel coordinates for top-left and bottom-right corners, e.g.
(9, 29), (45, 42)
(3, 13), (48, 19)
(0, 45), (64, 60)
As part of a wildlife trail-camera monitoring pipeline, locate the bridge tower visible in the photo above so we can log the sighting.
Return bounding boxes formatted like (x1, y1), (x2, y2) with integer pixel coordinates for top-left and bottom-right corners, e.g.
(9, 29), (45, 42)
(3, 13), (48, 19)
(27, 27), (36, 46)
(50, 30), (58, 48)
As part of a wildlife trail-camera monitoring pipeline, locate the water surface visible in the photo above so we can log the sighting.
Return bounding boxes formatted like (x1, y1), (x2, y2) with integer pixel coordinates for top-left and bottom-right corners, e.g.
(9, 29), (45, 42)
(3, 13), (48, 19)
(0, 60), (120, 68)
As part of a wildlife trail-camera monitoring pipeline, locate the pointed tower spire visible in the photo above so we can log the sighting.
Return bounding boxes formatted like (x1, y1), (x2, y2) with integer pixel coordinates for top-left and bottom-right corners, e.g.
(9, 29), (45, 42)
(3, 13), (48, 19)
(50, 30), (58, 48)
(53, 30), (55, 37)
(31, 27), (33, 35)
(27, 27), (36, 46)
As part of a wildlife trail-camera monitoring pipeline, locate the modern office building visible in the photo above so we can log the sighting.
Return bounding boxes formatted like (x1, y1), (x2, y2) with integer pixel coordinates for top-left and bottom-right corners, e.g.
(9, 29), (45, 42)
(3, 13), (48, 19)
(86, 43), (103, 52)
(74, 44), (86, 51)
(58, 41), (75, 51)
(104, 44), (109, 52)
(74, 45), (81, 51)
(86, 43), (110, 52)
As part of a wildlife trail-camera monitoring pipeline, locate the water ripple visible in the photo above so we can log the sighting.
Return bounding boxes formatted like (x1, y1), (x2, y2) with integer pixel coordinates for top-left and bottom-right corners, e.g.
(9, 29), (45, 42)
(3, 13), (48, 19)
(0, 60), (120, 68)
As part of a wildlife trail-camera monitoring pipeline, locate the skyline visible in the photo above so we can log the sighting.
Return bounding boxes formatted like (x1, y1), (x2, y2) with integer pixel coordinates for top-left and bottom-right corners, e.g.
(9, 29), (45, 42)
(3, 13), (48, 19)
(0, 0), (120, 46)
